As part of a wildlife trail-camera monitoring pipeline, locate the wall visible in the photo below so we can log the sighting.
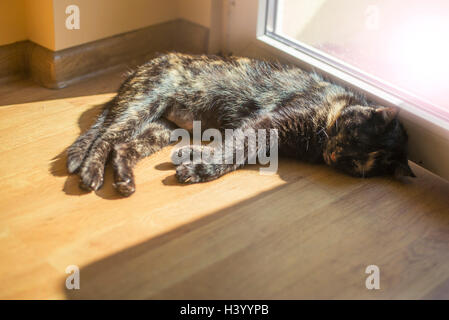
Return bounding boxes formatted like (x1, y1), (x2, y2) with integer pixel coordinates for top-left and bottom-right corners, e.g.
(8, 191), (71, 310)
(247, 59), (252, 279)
(0, 0), (27, 46)
(53, 0), (178, 50)
(177, 0), (211, 28)
(25, 0), (55, 50)
(0, 0), (213, 51)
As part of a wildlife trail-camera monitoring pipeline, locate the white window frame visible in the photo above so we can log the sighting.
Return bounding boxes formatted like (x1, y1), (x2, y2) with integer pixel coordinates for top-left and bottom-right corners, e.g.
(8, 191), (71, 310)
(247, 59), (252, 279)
(224, 0), (449, 181)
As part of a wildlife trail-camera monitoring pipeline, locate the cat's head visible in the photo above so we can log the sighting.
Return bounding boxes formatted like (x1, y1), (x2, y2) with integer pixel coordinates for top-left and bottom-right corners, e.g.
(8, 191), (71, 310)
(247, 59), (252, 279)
(323, 106), (416, 178)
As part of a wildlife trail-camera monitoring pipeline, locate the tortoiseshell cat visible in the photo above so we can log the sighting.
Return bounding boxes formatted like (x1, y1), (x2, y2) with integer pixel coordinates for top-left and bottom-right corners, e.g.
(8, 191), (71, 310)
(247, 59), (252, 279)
(67, 52), (415, 196)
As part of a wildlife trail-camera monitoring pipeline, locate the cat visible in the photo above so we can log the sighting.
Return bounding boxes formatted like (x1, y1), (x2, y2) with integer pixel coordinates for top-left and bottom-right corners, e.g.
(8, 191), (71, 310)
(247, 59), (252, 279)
(67, 52), (415, 197)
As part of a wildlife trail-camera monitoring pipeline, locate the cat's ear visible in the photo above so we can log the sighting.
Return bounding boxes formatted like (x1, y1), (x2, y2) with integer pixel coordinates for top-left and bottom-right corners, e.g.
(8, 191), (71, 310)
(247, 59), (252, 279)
(375, 107), (399, 123)
(394, 161), (416, 178)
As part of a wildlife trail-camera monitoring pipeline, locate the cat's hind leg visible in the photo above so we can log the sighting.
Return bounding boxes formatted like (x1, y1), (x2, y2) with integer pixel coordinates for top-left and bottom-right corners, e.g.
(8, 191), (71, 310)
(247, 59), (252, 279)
(67, 107), (109, 174)
(78, 88), (174, 191)
(111, 119), (176, 196)
(78, 121), (134, 191)
(76, 56), (181, 191)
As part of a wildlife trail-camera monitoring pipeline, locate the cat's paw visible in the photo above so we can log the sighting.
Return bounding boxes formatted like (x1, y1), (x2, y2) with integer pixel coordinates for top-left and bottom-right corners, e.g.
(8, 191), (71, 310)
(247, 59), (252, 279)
(113, 179), (136, 197)
(175, 162), (219, 184)
(67, 149), (85, 174)
(79, 163), (105, 191)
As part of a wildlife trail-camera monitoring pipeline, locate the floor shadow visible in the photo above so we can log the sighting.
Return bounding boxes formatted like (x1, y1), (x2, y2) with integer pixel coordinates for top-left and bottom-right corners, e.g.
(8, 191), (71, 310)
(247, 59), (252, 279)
(63, 162), (449, 299)
(63, 182), (297, 299)
(53, 106), (449, 297)
(154, 161), (183, 186)
(0, 62), (139, 107)
(154, 162), (175, 171)
(0, 53), (179, 107)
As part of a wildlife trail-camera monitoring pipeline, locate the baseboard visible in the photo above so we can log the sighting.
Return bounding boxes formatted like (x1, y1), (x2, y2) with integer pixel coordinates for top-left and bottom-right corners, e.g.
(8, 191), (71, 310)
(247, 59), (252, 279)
(0, 19), (209, 89)
(0, 41), (29, 85)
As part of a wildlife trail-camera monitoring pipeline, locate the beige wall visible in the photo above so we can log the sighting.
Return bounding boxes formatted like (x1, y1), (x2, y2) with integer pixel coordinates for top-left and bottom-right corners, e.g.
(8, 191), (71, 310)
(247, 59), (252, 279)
(25, 0), (55, 50)
(1, 0), (213, 51)
(177, 0), (211, 28)
(53, 0), (178, 50)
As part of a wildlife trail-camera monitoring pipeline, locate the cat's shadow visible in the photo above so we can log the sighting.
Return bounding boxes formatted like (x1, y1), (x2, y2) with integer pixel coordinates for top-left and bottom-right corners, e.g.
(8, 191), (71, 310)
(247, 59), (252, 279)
(155, 162), (184, 187)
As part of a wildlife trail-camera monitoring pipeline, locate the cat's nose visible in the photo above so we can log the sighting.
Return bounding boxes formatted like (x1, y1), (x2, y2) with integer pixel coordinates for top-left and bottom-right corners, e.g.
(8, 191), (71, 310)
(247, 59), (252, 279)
(330, 152), (337, 162)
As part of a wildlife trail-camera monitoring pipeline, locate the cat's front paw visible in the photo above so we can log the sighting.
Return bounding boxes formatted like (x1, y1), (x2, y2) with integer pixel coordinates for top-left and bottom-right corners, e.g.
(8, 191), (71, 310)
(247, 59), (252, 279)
(175, 162), (219, 184)
(79, 162), (105, 191)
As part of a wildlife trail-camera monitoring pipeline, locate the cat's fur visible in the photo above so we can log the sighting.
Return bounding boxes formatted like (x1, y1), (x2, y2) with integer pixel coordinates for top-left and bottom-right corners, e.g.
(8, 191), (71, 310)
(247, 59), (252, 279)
(67, 52), (415, 196)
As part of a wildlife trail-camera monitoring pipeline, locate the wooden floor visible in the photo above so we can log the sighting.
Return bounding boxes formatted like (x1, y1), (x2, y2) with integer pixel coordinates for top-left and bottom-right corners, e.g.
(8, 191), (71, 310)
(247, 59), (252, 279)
(1, 71), (449, 300)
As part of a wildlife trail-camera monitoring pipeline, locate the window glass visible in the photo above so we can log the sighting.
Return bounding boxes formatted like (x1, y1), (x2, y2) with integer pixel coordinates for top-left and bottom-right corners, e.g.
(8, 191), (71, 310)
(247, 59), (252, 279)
(269, 0), (449, 117)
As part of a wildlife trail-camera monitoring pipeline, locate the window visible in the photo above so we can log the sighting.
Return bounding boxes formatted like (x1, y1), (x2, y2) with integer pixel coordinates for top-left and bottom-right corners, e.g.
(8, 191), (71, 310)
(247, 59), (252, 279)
(225, 0), (449, 181)
(265, 0), (449, 121)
